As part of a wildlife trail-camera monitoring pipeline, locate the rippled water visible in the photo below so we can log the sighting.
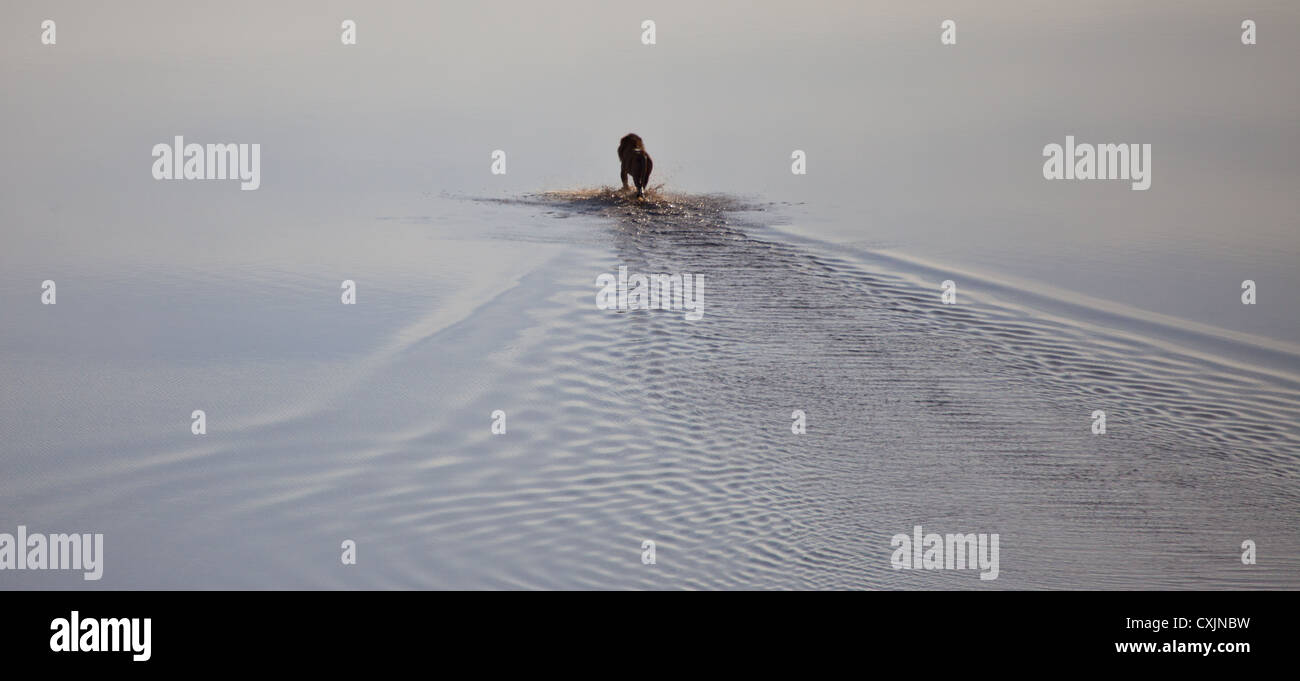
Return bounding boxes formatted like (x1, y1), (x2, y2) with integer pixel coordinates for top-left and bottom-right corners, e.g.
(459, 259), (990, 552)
(5, 189), (1295, 589)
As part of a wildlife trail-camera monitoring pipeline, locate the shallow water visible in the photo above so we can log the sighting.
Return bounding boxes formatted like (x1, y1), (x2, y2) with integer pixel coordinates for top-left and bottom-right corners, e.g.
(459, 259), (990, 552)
(2, 1), (1298, 589)
(3, 189), (1297, 589)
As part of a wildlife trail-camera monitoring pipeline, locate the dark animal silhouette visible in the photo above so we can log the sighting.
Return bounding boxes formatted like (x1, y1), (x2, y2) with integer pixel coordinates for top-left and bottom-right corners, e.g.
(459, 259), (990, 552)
(618, 133), (654, 198)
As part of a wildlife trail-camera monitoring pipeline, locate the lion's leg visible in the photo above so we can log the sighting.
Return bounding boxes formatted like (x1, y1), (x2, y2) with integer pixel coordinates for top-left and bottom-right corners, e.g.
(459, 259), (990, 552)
(643, 156), (653, 189)
(621, 168), (629, 190)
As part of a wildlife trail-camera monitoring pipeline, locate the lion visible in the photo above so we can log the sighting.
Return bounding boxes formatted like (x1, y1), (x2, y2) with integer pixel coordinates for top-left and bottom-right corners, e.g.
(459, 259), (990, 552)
(618, 133), (654, 198)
